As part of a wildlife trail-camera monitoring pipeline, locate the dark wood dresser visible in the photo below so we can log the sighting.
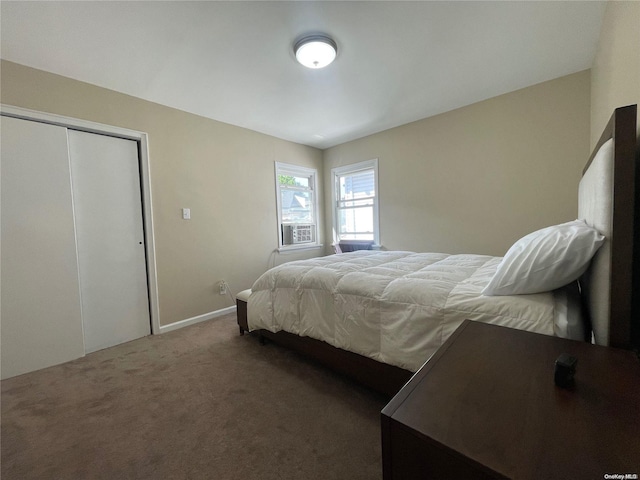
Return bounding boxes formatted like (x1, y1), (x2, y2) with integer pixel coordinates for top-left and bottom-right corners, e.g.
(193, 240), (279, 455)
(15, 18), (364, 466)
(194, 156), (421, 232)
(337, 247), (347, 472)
(381, 320), (640, 479)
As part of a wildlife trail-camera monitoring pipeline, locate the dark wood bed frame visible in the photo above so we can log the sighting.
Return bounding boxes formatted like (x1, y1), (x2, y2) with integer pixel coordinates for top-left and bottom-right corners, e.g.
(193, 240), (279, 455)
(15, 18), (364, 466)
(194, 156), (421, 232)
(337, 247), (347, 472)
(237, 104), (639, 398)
(237, 299), (412, 396)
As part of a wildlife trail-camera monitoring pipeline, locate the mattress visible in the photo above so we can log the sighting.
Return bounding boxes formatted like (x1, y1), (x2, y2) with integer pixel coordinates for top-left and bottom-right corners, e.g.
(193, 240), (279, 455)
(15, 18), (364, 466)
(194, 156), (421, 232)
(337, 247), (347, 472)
(248, 250), (582, 372)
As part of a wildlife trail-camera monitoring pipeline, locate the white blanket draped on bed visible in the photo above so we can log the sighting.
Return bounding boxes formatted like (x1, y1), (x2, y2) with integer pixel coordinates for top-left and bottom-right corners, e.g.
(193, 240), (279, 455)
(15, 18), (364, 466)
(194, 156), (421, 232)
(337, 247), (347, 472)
(248, 251), (578, 372)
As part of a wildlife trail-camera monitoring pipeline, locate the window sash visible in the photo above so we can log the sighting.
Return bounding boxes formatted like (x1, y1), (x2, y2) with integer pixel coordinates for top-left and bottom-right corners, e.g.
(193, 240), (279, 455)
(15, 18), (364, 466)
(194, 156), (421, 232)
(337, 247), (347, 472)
(337, 199), (375, 209)
(337, 170), (375, 198)
(337, 205), (374, 239)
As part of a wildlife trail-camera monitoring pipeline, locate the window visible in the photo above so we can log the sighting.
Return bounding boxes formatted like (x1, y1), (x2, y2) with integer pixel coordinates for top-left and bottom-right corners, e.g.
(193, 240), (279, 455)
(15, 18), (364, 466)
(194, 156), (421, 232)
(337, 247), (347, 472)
(275, 162), (320, 250)
(331, 159), (379, 245)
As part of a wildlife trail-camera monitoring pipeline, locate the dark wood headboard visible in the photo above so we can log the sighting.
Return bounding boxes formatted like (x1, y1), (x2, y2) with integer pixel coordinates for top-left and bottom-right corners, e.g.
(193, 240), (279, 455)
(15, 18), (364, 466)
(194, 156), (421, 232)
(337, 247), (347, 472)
(579, 104), (638, 350)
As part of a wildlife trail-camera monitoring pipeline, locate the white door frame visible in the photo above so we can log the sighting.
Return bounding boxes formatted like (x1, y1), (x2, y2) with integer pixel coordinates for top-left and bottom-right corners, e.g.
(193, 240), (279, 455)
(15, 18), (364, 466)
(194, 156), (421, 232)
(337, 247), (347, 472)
(1, 104), (161, 334)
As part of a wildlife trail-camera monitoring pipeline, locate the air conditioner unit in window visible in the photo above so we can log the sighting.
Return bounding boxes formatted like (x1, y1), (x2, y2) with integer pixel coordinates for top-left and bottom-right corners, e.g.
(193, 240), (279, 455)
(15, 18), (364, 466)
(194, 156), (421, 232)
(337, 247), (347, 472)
(282, 224), (315, 245)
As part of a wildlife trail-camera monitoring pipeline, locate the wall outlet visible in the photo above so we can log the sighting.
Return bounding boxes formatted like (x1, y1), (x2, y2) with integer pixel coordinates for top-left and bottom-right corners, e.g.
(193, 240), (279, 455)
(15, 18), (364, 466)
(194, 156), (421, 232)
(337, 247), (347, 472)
(219, 281), (227, 295)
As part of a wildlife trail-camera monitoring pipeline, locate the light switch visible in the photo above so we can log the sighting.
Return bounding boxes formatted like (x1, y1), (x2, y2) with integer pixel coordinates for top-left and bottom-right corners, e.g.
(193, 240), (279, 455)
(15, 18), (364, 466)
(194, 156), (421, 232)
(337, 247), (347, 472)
(182, 208), (191, 220)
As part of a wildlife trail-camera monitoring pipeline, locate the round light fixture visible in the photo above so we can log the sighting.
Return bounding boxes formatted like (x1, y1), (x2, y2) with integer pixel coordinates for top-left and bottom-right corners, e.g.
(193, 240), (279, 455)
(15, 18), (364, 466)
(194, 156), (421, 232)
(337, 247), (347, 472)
(294, 35), (337, 69)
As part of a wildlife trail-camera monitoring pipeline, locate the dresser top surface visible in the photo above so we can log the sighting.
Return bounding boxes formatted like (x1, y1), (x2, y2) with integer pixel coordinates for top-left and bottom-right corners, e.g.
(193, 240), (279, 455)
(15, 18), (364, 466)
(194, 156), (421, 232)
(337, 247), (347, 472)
(382, 320), (640, 479)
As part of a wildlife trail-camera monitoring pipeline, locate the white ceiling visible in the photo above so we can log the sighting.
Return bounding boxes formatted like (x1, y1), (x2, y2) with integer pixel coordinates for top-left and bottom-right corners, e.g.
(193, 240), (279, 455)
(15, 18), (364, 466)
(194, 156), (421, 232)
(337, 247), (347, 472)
(1, 1), (606, 149)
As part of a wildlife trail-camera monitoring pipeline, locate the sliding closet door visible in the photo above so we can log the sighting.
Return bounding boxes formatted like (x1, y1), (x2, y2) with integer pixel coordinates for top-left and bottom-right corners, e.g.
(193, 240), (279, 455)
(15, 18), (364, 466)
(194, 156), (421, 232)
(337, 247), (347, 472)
(68, 131), (151, 353)
(1, 116), (85, 379)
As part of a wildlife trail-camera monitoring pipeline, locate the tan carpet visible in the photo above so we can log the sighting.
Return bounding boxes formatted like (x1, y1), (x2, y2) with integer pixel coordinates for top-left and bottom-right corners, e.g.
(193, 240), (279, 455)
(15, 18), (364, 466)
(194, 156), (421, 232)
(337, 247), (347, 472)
(1, 314), (387, 479)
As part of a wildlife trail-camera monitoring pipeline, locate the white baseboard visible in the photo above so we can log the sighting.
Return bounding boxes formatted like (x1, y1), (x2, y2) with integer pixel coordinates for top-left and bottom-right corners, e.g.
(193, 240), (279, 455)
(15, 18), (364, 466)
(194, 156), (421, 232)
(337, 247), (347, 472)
(159, 305), (237, 334)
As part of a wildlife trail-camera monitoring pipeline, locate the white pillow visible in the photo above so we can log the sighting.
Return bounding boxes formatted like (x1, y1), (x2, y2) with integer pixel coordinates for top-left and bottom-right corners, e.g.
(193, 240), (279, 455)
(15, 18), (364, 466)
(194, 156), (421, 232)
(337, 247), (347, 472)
(482, 220), (604, 296)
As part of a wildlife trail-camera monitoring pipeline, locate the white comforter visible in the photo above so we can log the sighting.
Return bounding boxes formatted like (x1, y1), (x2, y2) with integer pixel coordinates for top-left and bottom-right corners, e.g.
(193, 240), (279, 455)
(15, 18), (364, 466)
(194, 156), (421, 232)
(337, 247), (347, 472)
(248, 251), (566, 372)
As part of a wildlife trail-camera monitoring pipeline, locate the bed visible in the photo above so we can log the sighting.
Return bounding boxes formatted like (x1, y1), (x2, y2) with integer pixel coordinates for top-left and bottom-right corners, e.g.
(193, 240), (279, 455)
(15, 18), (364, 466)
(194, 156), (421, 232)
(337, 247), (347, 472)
(238, 104), (639, 396)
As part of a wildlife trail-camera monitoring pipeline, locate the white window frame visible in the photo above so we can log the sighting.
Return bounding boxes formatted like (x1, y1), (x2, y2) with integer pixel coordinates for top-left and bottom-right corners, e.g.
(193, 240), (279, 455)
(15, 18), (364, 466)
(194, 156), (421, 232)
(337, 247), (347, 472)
(275, 162), (321, 252)
(331, 158), (380, 247)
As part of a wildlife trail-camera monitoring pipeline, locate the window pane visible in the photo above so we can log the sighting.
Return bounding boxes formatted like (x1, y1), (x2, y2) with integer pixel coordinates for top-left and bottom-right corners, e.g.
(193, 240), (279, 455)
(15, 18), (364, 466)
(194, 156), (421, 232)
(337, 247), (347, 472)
(280, 189), (313, 223)
(338, 206), (373, 240)
(279, 174), (310, 188)
(339, 169), (374, 200)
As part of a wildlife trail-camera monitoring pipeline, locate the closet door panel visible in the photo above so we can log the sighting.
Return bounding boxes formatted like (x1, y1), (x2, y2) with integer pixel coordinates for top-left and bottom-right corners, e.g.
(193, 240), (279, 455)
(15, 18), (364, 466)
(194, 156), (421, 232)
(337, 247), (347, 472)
(1, 116), (85, 379)
(68, 131), (151, 353)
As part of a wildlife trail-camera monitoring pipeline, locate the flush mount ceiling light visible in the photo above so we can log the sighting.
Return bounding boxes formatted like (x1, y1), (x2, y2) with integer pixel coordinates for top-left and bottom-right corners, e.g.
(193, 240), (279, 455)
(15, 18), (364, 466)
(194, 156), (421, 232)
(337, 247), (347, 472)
(294, 35), (337, 69)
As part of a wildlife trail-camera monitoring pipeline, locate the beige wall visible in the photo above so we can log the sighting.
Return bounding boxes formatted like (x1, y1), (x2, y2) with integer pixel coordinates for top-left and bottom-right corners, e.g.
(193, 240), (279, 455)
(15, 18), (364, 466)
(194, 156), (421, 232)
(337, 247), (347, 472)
(590, 0), (640, 147)
(323, 71), (591, 256)
(1, 60), (324, 327)
(0, 60), (596, 325)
